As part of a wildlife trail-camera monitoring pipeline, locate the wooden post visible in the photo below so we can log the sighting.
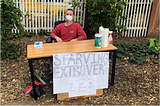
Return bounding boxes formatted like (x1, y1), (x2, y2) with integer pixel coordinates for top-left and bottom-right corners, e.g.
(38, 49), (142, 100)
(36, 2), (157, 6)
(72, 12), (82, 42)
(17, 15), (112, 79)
(147, 0), (159, 36)
(154, 1), (160, 29)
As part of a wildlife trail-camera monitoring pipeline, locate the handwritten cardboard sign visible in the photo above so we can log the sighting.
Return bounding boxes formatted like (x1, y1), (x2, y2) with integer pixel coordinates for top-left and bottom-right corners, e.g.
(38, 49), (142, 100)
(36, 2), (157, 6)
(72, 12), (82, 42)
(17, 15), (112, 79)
(53, 52), (109, 97)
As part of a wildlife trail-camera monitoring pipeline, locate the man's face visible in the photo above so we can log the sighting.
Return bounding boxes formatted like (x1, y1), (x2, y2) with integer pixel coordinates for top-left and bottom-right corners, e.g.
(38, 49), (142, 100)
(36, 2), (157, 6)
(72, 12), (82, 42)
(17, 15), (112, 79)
(66, 10), (74, 20)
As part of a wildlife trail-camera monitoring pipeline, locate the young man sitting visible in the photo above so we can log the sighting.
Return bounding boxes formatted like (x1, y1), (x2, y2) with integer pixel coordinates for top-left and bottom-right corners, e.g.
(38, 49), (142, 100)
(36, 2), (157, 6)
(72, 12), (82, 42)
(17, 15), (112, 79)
(50, 9), (87, 42)
(49, 9), (87, 83)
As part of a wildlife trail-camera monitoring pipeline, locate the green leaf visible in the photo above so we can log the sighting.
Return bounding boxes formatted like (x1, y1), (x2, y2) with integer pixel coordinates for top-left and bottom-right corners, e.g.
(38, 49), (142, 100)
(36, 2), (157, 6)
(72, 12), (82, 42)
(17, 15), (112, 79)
(148, 38), (156, 48)
(117, 53), (123, 58)
(155, 42), (159, 47)
(130, 56), (134, 60)
(153, 60), (160, 64)
(155, 47), (160, 51)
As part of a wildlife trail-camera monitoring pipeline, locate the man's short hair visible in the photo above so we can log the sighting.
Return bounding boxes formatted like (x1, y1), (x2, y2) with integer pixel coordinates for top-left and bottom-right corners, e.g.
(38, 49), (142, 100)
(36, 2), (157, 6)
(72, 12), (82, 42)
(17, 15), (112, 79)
(66, 8), (74, 15)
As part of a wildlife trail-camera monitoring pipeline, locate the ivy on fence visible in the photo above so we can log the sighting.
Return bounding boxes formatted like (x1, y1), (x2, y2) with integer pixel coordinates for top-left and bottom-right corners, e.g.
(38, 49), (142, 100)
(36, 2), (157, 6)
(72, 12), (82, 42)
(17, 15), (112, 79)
(1, 0), (27, 59)
(87, 0), (127, 37)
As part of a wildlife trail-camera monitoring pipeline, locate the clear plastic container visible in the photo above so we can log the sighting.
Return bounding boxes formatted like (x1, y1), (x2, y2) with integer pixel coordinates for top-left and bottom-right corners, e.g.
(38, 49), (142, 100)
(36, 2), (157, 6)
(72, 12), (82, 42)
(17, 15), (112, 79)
(34, 41), (43, 49)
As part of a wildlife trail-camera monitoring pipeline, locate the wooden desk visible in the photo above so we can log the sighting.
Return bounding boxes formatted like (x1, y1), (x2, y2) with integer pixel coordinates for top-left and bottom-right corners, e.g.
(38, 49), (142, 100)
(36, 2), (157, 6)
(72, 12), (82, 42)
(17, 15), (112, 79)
(27, 39), (117, 100)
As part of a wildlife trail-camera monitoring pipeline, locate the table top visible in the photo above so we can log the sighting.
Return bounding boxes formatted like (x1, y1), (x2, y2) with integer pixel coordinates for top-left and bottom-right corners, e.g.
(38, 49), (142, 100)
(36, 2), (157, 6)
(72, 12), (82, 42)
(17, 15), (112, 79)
(27, 39), (117, 59)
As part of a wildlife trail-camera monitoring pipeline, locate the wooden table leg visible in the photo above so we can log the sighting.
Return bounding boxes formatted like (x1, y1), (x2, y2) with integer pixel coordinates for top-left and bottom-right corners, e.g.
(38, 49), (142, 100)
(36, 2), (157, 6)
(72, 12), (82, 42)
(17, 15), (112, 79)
(29, 59), (38, 100)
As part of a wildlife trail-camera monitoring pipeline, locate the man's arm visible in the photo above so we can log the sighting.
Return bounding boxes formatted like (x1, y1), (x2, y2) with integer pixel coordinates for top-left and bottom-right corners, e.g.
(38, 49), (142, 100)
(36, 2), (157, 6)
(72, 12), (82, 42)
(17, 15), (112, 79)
(76, 24), (87, 40)
(50, 25), (63, 42)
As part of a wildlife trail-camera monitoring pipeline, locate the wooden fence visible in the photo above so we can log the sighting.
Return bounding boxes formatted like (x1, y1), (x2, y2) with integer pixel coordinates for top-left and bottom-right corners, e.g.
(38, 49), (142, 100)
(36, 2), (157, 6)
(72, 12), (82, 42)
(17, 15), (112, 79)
(117, 0), (153, 37)
(13, 0), (153, 37)
(13, 0), (86, 33)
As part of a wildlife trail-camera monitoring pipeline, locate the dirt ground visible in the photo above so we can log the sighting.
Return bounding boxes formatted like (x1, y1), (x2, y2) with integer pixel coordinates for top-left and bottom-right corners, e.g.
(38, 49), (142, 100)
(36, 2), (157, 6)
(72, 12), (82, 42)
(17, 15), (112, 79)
(1, 27), (159, 105)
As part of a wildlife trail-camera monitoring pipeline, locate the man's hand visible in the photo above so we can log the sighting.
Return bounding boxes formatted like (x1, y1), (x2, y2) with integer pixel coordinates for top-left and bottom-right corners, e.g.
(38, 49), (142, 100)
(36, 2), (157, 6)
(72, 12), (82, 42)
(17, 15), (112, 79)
(54, 36), (63, 42)
(70, 39), (78, 42)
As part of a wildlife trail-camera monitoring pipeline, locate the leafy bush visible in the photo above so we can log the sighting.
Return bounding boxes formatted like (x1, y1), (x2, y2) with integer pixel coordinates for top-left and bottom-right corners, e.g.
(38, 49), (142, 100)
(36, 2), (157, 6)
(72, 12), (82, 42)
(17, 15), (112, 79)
(1, 0), (26, 42)
(87, 0), (126, 36)
(1, 0), (27, 59)
(22, 29), (50, 37)
(148, 38), (160, 52)
(38, 29), (50, 36)
(110, 38), (159, 65)
(1, 42), (20, 59)
(68, 0), (86, 10)
(23, 30), (36, 37)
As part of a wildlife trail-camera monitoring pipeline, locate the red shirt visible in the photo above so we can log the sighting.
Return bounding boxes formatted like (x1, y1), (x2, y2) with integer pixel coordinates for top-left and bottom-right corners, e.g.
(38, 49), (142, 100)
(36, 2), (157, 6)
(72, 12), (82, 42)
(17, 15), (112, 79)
(50, 22), (87, 42)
